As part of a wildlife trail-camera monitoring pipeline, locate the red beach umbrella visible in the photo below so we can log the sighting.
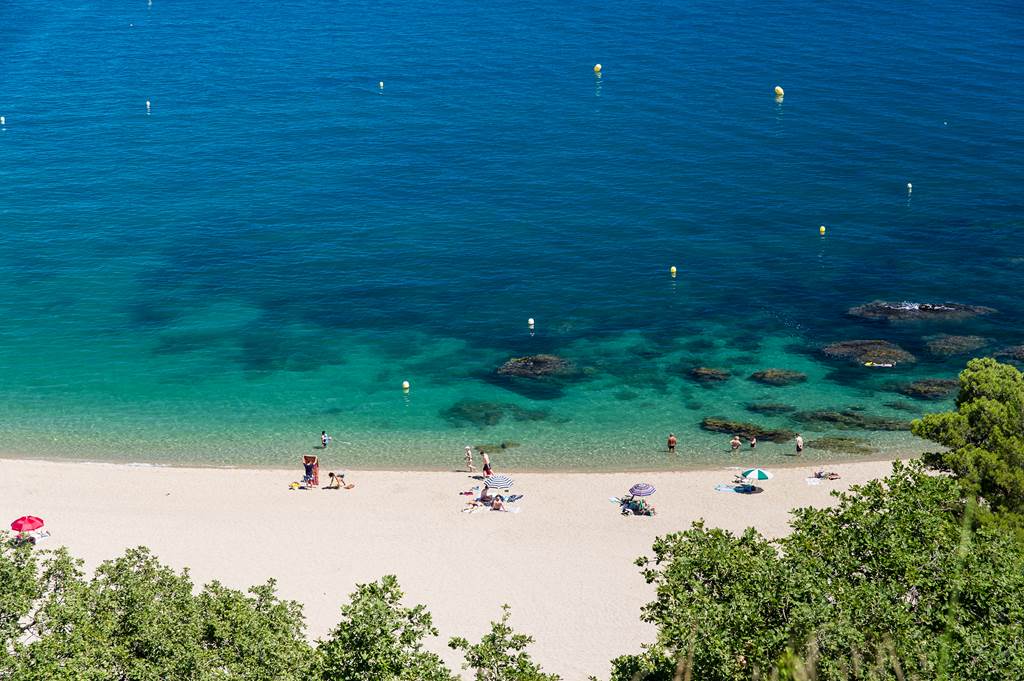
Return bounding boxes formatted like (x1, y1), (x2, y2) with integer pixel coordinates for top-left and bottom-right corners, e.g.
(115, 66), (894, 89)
(10, 516), (44, 533)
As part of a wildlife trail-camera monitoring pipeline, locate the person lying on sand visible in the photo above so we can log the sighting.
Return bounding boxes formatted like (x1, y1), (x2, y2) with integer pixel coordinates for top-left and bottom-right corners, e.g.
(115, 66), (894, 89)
(813, 470), (841, 480)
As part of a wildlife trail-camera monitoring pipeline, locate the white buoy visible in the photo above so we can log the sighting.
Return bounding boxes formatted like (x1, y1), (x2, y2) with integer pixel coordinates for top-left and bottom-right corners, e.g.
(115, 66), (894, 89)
(0, 116), (5, 126)
(907, 182), (913, 194)
(379, 81), (384, 89)
(145, 100), (151, 114)
(774, 85), (784, 97)
(402, 380), (410, 392)
(527, 318), (535, 326)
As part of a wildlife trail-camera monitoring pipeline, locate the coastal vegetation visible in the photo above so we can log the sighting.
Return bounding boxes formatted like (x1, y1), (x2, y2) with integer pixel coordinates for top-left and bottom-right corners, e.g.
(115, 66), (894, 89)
(3, 358), (1022, 680)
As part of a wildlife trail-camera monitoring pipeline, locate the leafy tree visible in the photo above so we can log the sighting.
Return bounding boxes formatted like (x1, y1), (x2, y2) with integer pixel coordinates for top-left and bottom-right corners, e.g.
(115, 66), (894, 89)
(1, 544), (312, 680)
(912, 357), (1024, 529)
(199, 579), (313, 680)
(315, 575), (454, 681)
(608, 461), (1024, 680)
(449, 605), (559, 681)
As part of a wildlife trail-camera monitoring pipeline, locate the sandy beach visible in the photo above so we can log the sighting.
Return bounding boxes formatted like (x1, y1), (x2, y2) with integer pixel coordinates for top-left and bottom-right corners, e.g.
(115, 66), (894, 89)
(1, 457), (903, 679)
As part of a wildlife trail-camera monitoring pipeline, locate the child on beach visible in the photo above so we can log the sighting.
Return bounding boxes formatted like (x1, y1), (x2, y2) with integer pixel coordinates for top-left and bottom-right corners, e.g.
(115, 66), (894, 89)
(464, 445), (476, 472)
(324, 472), (353, 489)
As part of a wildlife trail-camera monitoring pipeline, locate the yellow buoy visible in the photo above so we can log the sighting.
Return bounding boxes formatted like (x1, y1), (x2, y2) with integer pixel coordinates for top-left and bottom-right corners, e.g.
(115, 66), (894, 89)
(819, 225), (826, 235)
(402, 380), (410, 392)
(669, 265), (677, 277)
(774, 85), (784, 96)
(593, 63), (602, 73)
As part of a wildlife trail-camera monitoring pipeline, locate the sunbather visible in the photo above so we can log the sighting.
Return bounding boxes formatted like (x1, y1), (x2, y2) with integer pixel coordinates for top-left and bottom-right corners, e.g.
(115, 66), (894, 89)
(491, 495), (507, 511)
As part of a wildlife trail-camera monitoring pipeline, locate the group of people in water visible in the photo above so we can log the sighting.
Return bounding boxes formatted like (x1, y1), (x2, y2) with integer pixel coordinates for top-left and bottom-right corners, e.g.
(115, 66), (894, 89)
(668, 432), (806, 455)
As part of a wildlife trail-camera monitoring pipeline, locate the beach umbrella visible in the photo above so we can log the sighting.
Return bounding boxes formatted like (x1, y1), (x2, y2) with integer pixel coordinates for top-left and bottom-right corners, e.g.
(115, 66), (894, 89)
(483, 475), (514, 489)
(741, 468), (773, 481)
(10, 516), (44, 533)
(628, 483), (656, 497)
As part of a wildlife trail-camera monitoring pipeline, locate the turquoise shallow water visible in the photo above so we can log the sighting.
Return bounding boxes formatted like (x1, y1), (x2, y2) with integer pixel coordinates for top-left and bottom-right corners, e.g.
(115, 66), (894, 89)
(0, 1), (1021, 470)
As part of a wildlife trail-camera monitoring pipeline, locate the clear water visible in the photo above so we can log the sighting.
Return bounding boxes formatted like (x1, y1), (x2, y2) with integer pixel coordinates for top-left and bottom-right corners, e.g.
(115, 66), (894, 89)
(0, 1), (1021, 470)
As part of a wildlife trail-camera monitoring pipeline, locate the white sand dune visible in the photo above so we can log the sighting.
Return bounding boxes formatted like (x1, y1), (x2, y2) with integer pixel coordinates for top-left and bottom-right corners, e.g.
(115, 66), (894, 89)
(0, 457), (901, 680)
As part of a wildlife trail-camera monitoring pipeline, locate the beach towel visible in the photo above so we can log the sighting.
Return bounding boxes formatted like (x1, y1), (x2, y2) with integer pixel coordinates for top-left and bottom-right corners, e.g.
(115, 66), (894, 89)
(609, 496), (621, 504)
(506, 494), (523, 503)
(715, 484), (760, 494)
(805, 477), (822, 486)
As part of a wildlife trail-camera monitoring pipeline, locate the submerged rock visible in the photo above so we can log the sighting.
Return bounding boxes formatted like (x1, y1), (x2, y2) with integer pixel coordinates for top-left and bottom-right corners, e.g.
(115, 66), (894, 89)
(996, 346), (1024, 362)
(441, 400), (549, 428)
(924, 334), (989, 357)
(475, 441), (520, 453)
(822, 340), (916, 365)
(884, 401), (920, 413)
(848, 300), (996, 322)
(898, 378), (959, 400)
(700, 417), (796, 443)
(613, 389), (639, 401)
(497, 354), (575, 378)
(745, 402), (797, 416)
(749, 369), (807, 386)
(806, 436), (878, 455)
(688, 367), (731, 384)
(794, 410), (911, 431)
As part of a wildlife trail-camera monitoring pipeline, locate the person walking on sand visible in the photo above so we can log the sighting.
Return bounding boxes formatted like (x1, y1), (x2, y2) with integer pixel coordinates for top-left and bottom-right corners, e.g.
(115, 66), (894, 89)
(464, 445), (476, 472)
(667, 433), (677, 454)
(481, 450), (492, 477)
(730, 435), (741, 453)
(321, 431), (331, 448)
(795, 433), (804, 455)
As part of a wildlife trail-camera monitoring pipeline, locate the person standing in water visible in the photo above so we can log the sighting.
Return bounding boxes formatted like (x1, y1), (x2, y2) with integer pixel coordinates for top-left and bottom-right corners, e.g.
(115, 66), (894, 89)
(667, 433), (677, 454)
(730, 435), (741, 453)
(749, 436), (757, 449)
(321, 431), (331, 448)
(464, 446), (476, 472)
(795, 434), (804, 455)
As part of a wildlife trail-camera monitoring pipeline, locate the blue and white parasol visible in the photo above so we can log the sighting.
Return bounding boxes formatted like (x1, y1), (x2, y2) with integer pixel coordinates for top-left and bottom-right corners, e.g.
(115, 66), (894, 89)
(483, 475), (514, 489)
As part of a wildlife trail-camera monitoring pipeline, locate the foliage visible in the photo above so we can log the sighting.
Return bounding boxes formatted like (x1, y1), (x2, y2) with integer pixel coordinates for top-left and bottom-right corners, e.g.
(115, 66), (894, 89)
(609, 461), (1024, 681)
(449, 605), (559, 681)
(0, 544), (313, 680)
(315, 575), (455, 681)
(912, 357), (1024, 529)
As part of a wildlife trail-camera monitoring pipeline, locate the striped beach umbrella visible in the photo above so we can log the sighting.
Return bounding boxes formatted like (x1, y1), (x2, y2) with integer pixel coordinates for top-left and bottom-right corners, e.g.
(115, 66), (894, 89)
(741, 468), (773, 481)
(628, 483), (656, 497)
(483, 475), (514, 489)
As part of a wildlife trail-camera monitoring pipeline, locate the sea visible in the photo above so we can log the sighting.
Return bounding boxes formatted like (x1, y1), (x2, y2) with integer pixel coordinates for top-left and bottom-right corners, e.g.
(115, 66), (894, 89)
(0, 0), (1021, 471)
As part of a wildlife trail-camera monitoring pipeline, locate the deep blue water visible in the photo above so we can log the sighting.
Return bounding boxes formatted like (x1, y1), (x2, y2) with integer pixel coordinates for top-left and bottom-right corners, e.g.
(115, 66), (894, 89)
(0, 1), (1021, 469)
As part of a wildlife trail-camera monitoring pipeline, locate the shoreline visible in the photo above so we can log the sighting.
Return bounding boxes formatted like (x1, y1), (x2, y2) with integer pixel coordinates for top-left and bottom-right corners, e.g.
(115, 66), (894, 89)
(2, 456), (909, 679)
(0, 445), (923, 475)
